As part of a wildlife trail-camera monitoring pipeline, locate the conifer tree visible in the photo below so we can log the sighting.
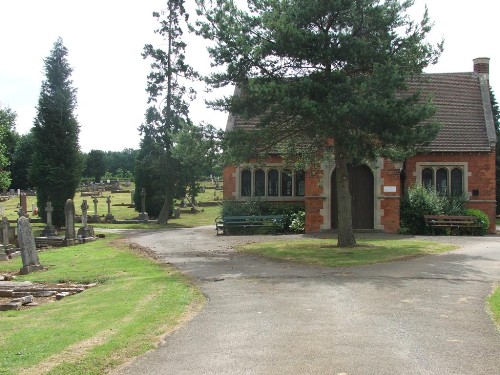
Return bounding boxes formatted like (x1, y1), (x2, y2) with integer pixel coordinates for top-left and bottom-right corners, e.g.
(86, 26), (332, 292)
(195, 0), (442, 246)
(138, 0), (198, 224)
(31, 38), (82, 227)
(0, 105), (16, 190)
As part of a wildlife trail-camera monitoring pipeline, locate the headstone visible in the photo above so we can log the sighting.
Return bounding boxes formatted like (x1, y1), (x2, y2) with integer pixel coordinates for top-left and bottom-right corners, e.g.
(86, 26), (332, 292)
(138, 188), (149, 222)
(105, 196), (114, 222)
(18, 216), (43, 274)
(20, 193), (28, 217)
(77, 200), (94, 238)
(42, 201), (57, 236)
(0, 216), (10, 260)
(0, 205), (4, 216)
(91, 197), (100, 223)
(81, 200), (89, 227)
(130, 190), (135, 205)
(1, 217), (10, 246)
(64, 199), (76, 241)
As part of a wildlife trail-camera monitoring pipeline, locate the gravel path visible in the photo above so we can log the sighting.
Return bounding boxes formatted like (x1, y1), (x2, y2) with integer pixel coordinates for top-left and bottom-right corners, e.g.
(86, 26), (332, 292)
(115, 227), (500, 375)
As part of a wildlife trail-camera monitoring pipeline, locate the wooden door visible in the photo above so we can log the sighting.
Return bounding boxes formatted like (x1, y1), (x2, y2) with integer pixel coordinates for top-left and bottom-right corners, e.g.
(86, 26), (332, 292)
(331, 165), (374, 229)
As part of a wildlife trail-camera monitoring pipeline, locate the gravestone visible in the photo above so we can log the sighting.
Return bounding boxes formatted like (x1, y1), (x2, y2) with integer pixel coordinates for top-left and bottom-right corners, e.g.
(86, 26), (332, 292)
(77, 200), (94, 239)
(18, 216), (43, 274)
(138, 188), (149, 222)
(64, 199), (76, 241)
(105, 196), (114, 222)
(20, 193), (28, 217)
(91, 197), (100, 223)
(42, 201), (57, 236)
(0, 217), (10, 260)
(0, 204), (4, 216)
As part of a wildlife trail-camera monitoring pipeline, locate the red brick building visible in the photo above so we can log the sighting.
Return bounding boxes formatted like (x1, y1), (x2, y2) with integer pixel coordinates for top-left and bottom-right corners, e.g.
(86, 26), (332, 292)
(223, 58), (497, 234)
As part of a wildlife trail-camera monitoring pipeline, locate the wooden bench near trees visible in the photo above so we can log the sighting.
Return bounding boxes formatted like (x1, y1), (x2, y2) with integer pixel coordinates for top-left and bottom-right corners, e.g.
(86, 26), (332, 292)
(215, 215), (286, 235)
(424, 215), (483, 235)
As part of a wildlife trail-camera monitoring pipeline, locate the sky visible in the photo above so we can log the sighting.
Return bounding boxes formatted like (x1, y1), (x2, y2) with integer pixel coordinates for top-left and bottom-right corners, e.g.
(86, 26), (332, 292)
(0, 0), (498, 153)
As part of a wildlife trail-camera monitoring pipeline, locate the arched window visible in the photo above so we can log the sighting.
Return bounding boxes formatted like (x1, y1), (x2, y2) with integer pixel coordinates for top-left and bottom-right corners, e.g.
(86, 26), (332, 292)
(422, 168), (433, 189)
(268, 169), (279, 196)
(451, 168), (463, 196)
(295, 170), (305, 196)
(255, 169), (265, 196)
(436, 168), (448, 195)
(241, 170), (251, 196)
(281, 169), (293, 196)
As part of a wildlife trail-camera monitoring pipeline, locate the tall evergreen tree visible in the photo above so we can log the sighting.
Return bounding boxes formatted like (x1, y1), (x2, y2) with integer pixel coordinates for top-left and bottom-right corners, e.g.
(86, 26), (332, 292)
(195, 0), (442, 246)
(138, 0), (198, 224)
(9, 132), (35, 190)
(31, 38), (82, 227)
(0, 105), (17, 190)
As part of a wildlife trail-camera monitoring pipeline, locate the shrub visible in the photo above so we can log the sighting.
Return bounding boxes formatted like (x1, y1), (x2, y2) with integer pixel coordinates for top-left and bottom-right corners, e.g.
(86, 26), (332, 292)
(464, 208), (490, 235)
(400, 185), (468, 235)
(289, 211), (305, 233)
(400, 185), (446, 234)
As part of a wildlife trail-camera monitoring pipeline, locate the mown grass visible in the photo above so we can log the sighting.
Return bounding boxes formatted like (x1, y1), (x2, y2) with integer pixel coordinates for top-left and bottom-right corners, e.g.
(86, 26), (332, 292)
(488, 286), (500, 328)
(0, 235), (204, 375)
(0, 182), (223, 230)
(237, 239), (457, 267)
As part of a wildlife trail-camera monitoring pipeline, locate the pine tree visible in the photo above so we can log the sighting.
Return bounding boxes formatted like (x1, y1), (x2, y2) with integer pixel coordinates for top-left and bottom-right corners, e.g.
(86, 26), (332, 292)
(31, 38), (82, 227)
(138, 0), (198, 224)
(195, 0), (442, 246)
(0, 105), (17, 190)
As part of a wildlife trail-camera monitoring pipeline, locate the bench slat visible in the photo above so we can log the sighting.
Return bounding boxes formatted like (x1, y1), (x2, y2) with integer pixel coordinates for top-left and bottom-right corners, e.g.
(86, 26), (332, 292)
(423, 215), (483, 235)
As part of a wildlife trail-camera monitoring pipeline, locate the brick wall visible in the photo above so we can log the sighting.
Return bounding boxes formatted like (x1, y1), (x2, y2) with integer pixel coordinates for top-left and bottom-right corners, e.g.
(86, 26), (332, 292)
(304, 168), (324, 233)
(405, 151), (496, 233)
(379, 159), (402, 233)
(223, 166), (237, 200)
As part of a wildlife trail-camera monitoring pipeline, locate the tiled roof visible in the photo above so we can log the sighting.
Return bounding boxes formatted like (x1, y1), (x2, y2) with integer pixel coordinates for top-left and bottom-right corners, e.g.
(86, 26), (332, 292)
(409, 72), (494, 152)
(227, 72), (495, 153)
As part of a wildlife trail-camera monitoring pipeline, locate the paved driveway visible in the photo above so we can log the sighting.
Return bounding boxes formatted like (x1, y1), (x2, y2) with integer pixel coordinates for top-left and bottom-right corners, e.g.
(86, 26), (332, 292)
(116, 227), (500, 375)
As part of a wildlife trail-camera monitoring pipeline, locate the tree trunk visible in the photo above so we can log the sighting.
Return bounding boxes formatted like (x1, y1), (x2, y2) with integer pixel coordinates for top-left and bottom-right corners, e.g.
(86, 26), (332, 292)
(335, 145), (356, 247)
(157, 193), (171, 225)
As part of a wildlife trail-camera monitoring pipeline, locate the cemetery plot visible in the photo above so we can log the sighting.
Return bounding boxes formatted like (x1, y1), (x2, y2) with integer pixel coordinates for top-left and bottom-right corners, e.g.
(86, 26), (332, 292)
(0, 277), (97, 310)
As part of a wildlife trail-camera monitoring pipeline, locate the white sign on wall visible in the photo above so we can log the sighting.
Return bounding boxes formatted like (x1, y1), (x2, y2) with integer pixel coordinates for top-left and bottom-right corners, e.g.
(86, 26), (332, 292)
(383, 186), (397, 193)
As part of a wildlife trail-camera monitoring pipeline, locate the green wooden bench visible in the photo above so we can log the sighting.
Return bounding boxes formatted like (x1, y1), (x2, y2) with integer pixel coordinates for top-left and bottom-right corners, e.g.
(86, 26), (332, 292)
(424, 215), (483, 235)
(215, 215), (286, 235)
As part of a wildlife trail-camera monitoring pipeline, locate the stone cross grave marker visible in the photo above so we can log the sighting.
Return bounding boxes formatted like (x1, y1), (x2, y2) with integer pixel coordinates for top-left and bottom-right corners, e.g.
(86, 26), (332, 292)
(78, 199), (94, 239)
(18, 216), (43, 274)
(42, 201), (57, 236)
(105, 196), (114, 222)
(91, 197), (100, 222)
(81, 199), (89, 227)
(64, 199), (76, 240)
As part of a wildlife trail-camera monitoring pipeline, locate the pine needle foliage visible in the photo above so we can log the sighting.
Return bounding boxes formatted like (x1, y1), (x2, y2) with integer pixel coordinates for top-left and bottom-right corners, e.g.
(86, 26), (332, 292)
(31, 38), (82, 227)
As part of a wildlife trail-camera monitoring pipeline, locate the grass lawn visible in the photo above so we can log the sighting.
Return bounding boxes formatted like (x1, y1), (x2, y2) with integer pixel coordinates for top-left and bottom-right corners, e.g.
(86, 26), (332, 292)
(488, 286), (500, 328)
(0, 235), (204, 375)
(237, 239), (457, 267)
(0, 182), (223, 230)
